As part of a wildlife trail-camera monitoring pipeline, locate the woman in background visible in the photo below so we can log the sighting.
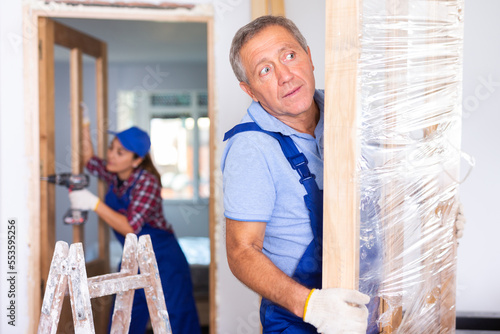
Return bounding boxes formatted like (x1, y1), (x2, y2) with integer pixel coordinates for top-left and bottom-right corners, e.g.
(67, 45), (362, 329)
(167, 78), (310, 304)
(69, 125), (201, 334)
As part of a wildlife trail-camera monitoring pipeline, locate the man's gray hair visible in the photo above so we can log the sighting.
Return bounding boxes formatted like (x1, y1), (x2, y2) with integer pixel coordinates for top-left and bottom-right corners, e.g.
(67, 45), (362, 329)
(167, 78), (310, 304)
(229, 15), (308, 84)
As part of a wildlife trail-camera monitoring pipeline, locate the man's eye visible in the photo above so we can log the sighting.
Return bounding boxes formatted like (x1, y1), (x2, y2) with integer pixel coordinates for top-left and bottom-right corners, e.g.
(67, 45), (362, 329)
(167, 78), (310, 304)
(286, 53), (295, 60)
(260, 67), (270, 75)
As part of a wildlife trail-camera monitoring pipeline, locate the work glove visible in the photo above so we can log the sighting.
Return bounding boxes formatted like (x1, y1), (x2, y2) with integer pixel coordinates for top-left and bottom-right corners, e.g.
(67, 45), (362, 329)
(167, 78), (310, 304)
(455, 202), (466, 239)
(81, 102), (91, 127)
(69, 189), (100, 211)
(303, 288), (370, 334)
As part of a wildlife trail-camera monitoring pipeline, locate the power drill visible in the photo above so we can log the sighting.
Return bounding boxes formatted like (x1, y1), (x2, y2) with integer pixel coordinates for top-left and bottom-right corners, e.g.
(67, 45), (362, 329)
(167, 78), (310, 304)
(41, 173), (90, 225)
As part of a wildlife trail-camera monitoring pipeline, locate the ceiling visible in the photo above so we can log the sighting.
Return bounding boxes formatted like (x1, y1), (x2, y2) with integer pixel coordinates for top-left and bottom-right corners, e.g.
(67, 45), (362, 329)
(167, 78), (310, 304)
(53, 18), (207, 63)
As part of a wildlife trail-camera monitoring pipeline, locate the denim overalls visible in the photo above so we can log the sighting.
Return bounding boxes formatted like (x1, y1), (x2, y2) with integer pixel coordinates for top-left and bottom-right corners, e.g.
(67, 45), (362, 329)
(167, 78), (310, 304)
(225, 122), (380, 334)
(105, 170), (201, 334)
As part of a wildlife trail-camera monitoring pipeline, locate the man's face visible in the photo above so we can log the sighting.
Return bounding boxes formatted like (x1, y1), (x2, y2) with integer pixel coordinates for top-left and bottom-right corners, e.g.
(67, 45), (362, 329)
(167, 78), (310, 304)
(239, 25), (316, 121)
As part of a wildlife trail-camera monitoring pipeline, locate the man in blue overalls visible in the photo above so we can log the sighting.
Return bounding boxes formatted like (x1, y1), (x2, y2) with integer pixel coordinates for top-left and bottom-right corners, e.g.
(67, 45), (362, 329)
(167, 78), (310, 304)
(222, 16), (376, 333)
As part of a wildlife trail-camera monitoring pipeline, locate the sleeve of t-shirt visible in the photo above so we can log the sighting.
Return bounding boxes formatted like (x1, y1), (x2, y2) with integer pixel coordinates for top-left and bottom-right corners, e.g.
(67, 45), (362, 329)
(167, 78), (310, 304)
(222, 135), (276, 222)
(86, 156), (114, 185)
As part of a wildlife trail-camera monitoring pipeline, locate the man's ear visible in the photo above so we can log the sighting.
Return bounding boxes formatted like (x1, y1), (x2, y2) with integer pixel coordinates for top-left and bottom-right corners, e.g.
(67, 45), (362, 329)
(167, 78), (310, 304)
(307, 46), (315, 71)
(239, 81), (259, 102)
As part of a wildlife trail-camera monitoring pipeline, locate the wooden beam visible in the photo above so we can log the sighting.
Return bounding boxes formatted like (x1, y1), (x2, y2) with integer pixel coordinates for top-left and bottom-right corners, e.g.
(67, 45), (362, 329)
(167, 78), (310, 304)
(252, 0), (268, 20)
(426, 1), (461, 331)
(206, 16), (218, 334)
(270, 0), (285, 17)
(94, 40), (112, 334)
(323, 0), (361, 290)
(26, 6), (42, 331)
(70, 47), (85, 244)
(379, 1), (408, 332)
(31, 4), (211, 22)
(38, 16), (56, 301)
(252, 0), (285, 19)
(95, 41), (110, 273)
(53, 21), (103, 58)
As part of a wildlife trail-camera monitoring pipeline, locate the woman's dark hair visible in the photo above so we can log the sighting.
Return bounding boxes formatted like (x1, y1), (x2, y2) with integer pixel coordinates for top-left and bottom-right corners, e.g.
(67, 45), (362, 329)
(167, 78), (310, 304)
(135, 153), (162, 183)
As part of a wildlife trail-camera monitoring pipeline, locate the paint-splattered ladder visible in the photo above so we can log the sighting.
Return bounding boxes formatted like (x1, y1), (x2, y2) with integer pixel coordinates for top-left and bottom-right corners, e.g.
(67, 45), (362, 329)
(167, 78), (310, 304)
(37, 234), (172, 334)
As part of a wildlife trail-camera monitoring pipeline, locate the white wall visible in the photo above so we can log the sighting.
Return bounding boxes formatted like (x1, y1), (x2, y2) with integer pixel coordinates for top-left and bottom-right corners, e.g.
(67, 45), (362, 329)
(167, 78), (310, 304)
(0, 1), (30, 333)
(456, 0), (500, 314)
(285, 0), (326, 89)
(213, 1), (261, 333)
(0, 1), (499, 333)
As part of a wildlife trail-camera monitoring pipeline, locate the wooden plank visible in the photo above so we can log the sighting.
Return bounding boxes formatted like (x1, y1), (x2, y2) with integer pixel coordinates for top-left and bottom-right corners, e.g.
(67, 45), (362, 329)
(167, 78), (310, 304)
(96, 41), (110, 272)
(25, 7), (42, 331)
(323, 0), (361, 290)
(38, 16), (56, 301)
(32, 6), (212, 22)
(53, 21), (103, 58)
(70, 47), (85, 244)
(251, 0), (268, 20)
(251, 0), (285, 18)
(270, 0), (285, 16)
(138, 235), (172, 333)
(89, 275), (149, 299)
(379, 1), (408, 332)
(37, 241), (69, 334)
(67, 243), (95, 334)
(425, 2), (461, 332)
(109, 234), (138, 333)
(419, 1), (445, 329)
(206, 17), (218, 334)
(94, 40), (112, 334)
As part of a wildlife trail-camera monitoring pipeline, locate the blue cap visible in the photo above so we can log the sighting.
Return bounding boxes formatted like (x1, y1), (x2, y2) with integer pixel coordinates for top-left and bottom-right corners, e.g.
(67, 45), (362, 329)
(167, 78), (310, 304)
(109, 126), (151, 158)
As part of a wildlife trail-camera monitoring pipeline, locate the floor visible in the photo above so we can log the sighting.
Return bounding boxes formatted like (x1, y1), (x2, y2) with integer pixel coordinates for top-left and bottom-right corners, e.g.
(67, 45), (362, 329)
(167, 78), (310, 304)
(457, 331), (500, 333)
(146, 326), (209, 333)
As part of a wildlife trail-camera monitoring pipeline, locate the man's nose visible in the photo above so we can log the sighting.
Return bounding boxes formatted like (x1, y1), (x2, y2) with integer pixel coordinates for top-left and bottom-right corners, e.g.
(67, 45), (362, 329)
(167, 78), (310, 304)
(276, 64), (293, 85)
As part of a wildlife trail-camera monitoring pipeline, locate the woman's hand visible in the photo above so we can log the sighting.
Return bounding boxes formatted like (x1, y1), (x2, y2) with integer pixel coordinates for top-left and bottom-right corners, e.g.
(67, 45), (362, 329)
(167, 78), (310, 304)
(69, 189), (100, 211)
(82, 115), (94, 164)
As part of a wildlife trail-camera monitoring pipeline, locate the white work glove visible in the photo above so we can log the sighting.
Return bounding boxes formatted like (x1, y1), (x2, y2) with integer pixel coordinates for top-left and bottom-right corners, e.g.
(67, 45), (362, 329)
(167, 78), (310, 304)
(69, 189), (100, 211)
(455, 202), (466, 239)
(303, 288), (370, 334)
(81, 102), (91, 127)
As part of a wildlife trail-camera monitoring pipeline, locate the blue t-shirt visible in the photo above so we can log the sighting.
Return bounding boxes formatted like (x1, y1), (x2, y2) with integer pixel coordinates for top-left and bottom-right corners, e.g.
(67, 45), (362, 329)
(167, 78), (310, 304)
(221, 89), (325, 276)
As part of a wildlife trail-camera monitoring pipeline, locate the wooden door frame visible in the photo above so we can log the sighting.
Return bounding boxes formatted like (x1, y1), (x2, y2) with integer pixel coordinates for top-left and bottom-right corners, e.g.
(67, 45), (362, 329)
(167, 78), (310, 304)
(38, 16), (110, 332)
(23, 3), (217, 333)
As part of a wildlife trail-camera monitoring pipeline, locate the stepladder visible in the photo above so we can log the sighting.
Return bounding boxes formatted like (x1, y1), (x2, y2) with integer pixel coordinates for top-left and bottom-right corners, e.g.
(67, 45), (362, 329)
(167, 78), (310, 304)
(37, 233), (172, 334)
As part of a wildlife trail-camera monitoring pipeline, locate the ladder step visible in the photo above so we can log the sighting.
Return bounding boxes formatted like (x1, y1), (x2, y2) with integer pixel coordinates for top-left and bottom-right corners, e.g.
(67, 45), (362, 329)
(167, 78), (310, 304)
(88, 274), (149, 299)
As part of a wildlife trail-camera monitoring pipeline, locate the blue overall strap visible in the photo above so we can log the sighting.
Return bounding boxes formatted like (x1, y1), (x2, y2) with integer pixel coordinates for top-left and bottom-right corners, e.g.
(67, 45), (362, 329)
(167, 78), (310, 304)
(224, 122), (320, 200)
(225, 122), (322, 333)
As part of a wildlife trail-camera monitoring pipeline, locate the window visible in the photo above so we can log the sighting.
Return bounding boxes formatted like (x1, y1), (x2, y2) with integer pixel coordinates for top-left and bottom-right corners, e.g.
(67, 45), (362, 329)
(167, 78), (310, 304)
(117, 90), (209, 202)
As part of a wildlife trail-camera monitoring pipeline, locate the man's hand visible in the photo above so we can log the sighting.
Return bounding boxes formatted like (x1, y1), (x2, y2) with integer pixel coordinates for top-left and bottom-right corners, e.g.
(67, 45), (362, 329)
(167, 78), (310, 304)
(303, 288), (370, 334)
(69, 189), (100, 211)
(456, 202), (466, 239)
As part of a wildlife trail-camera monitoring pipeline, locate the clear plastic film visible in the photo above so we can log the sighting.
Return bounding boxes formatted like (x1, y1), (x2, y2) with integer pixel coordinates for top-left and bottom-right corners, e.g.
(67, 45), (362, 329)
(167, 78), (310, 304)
(355, 0), (466, 332)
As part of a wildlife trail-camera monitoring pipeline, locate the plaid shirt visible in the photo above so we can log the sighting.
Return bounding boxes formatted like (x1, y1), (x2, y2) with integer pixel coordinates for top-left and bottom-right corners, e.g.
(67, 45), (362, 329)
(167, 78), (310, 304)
(86, 156), (172, 234)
